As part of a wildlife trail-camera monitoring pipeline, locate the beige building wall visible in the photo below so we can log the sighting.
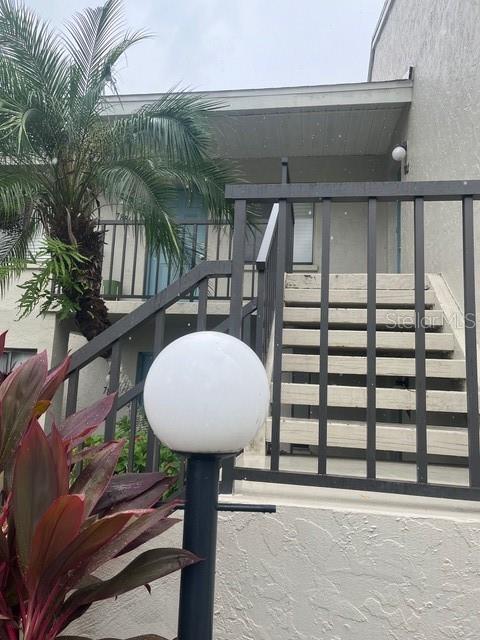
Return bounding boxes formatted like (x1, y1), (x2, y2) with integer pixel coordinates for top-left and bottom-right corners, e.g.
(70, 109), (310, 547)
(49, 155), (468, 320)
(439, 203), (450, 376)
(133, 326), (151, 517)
(370, 0), (480, 307)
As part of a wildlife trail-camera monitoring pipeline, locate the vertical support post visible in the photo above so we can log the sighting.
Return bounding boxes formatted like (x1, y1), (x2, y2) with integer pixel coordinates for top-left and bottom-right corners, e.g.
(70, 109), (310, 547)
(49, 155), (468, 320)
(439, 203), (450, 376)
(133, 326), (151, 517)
(414, 197), (427, 483)
(255, 268), (266, 358)
(147, 310), (166, 471)
(65, 368), (79, 417)
(285, 202), (294, 273)
(270, 201), (288, 471)
(197, 278), (208, 331)
(178, 454), (220, 640)
(366, 198), (377, 479)
(104, 340), (121, 441)
(229, 199), (247, 338)
(223, 199), (247, 492)
(462, 195), (480, 486)
(317, 199), (331, 475)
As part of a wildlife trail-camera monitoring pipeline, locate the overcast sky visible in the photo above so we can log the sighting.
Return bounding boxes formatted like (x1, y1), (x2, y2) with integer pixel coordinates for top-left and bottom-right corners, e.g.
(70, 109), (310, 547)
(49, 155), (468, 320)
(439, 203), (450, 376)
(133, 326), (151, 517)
(27, 0), (384, 94)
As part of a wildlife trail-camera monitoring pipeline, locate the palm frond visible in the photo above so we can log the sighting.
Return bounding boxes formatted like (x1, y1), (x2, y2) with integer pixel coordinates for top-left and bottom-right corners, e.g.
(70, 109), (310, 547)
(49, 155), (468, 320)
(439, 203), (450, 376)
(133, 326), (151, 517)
(65, 0), (149, 95)
(110, 91), (221, 166)
(0, 0), (69, 97)
(0, 214), (38, 294)
(99, 159), (181, 258)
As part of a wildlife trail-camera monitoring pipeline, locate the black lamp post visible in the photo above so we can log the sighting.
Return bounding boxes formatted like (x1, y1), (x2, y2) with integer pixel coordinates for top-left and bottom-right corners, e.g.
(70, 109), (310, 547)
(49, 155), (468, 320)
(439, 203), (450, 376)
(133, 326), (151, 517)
(143, 332), (270, 640)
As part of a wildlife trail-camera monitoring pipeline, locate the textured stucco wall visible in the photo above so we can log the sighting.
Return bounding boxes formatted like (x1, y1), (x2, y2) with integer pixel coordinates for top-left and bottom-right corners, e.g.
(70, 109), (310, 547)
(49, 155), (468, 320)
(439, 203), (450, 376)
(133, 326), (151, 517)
(70, 496), (480, 640)
(371, 0), (480, 307)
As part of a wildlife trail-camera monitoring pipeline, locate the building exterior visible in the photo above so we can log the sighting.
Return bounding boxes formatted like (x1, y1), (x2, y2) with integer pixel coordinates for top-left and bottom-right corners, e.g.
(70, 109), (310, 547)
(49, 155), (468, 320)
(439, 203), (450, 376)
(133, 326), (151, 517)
(4, 1), (480, 639)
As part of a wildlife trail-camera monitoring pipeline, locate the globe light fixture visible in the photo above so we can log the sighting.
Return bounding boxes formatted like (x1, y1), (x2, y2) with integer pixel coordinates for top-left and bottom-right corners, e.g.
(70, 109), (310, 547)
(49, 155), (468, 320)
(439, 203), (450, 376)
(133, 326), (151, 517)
(143, 331), (269, 454)
(392, 144), (407, 162)
(143, 331), (270, 640)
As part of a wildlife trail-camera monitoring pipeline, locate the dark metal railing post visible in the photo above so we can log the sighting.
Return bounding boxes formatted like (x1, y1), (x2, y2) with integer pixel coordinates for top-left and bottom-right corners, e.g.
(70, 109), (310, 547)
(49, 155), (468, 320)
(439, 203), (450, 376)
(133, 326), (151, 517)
(229, 200), (247, 338)
(462, 195), (480, 486)
(270, 200), (288, 471)
(104, 340), (121, 441)
(366, 198), (377, 479)
(222, 199), (247, 493)
(197, 278), (208, 331)
(317, 199), (332, 475)
(255, 267), (266, 358)
(414, 197), (428, 483)
(147, 309), (166, 472)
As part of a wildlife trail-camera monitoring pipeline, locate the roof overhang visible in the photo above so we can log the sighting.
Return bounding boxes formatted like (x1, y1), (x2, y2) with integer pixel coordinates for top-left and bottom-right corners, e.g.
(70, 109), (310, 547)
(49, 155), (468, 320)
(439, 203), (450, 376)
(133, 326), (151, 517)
(105, 78), (412, 160)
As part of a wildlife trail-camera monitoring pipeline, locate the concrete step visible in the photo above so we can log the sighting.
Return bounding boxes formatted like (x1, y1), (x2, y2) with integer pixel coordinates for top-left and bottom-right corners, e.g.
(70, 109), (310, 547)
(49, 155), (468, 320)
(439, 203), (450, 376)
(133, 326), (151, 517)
(282, 353), (465, 379)
(281, 382), (468, 412)
(285, 273), (428, 290)
(283, 307), (444, 328)
(282, 328), (454, 352)
(284, 288), (436, 307)
(266, 417), (468, 457)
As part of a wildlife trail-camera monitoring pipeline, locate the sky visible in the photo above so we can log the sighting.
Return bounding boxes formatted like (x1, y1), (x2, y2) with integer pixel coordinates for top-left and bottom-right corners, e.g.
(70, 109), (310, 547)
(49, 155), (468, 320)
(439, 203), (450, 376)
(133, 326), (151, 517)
(27, 0), (385, 95)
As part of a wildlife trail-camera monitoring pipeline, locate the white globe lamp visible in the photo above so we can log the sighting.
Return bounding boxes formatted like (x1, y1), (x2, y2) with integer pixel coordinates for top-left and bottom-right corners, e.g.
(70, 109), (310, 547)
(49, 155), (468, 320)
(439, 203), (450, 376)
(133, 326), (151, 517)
(143, 331), (269, 454)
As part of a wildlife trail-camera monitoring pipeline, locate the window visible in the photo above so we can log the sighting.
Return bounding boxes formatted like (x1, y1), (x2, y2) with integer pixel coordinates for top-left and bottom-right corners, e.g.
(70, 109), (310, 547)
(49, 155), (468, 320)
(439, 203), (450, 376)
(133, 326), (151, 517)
(0, 348), (37, 373)
(293, 203), (314, 264)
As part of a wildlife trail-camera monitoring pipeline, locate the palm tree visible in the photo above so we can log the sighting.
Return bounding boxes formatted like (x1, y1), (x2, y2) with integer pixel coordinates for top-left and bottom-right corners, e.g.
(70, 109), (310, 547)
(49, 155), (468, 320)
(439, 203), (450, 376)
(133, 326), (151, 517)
(0, 0), (237, 341)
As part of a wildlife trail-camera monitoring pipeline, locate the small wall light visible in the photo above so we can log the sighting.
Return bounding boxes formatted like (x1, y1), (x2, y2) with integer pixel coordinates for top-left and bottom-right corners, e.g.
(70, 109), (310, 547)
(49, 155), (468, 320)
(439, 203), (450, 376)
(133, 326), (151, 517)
(392, 144), (407, 163)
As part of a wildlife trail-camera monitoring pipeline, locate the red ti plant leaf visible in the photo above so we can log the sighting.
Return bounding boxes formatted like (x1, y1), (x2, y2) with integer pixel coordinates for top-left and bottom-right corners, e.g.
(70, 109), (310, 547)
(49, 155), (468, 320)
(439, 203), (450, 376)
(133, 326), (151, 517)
(0, 332), (6, 357)
(70, 441), (124, 516)
(49, 425), (69, 496)
(36, 511), (136, 604)
(60, 548), (198, 630)
(93, 473), (173, 514)
(0, 351), (48, 475)
(75, 504), (180, 578)
(57, 393), (116, 449)
(39, 356), (71, 403)
(12, 419), (62, 569)
(26, 495), (85, 594)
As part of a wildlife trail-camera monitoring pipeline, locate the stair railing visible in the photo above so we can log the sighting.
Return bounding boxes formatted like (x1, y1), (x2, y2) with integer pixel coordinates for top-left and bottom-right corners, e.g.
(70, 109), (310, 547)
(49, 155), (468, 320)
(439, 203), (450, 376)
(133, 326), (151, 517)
(224, 178), (480, 502)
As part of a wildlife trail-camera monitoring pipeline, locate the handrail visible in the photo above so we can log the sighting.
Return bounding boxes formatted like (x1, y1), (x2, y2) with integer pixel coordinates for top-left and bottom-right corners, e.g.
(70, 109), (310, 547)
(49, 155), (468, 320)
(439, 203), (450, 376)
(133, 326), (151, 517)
(68, 259), (232, 373)
(226, 179), (480, 201)
(256, 203), (279, 270)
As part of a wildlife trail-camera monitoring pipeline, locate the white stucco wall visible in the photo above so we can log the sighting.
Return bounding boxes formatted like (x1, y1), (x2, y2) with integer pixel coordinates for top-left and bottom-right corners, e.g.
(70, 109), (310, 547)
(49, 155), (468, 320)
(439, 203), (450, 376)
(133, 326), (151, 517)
(371, 0), (480, 307)
(69, 490), (480, 640)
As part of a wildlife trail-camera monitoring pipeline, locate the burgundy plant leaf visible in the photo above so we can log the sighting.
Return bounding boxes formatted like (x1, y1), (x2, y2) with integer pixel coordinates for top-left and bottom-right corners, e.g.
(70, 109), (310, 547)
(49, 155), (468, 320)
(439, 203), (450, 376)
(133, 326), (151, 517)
(107, 479), (175, 514)
(12, 419), (61, 569)
(73, 503), (181, 580)
(0, 332), (6, 358)
(0, 351), (48, 475)
(26, 495), (85, 594)
(62, 548), (198, 627)
(119, 517), (181, 557)
(70, 441), (112, 466)
(35, 511), (136, 604)
(58, 394), (116, 448)
(70, 441), (124, 515)
(93, 473), (172, 514)
(39, 356), (71, 403)
(49, 425), (69, 495)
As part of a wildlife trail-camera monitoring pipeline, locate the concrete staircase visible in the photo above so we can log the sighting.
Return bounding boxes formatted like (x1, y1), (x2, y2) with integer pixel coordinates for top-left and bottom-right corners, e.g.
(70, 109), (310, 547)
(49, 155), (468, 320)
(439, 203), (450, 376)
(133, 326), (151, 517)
(266, 273), (470, 459)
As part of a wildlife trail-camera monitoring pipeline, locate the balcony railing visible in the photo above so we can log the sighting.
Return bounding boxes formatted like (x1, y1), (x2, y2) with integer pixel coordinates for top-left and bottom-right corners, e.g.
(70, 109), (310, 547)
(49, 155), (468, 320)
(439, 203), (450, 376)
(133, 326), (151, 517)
(98, 218), (266, 300)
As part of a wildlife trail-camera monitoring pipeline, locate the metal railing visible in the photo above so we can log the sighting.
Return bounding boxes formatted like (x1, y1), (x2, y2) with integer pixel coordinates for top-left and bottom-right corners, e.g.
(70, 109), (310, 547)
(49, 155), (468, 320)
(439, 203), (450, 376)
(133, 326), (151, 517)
(64, 176), (480, 502)
(66, 260), (235, 474)
(226, 179), (480, 502)
(97, 218), (266, 300)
